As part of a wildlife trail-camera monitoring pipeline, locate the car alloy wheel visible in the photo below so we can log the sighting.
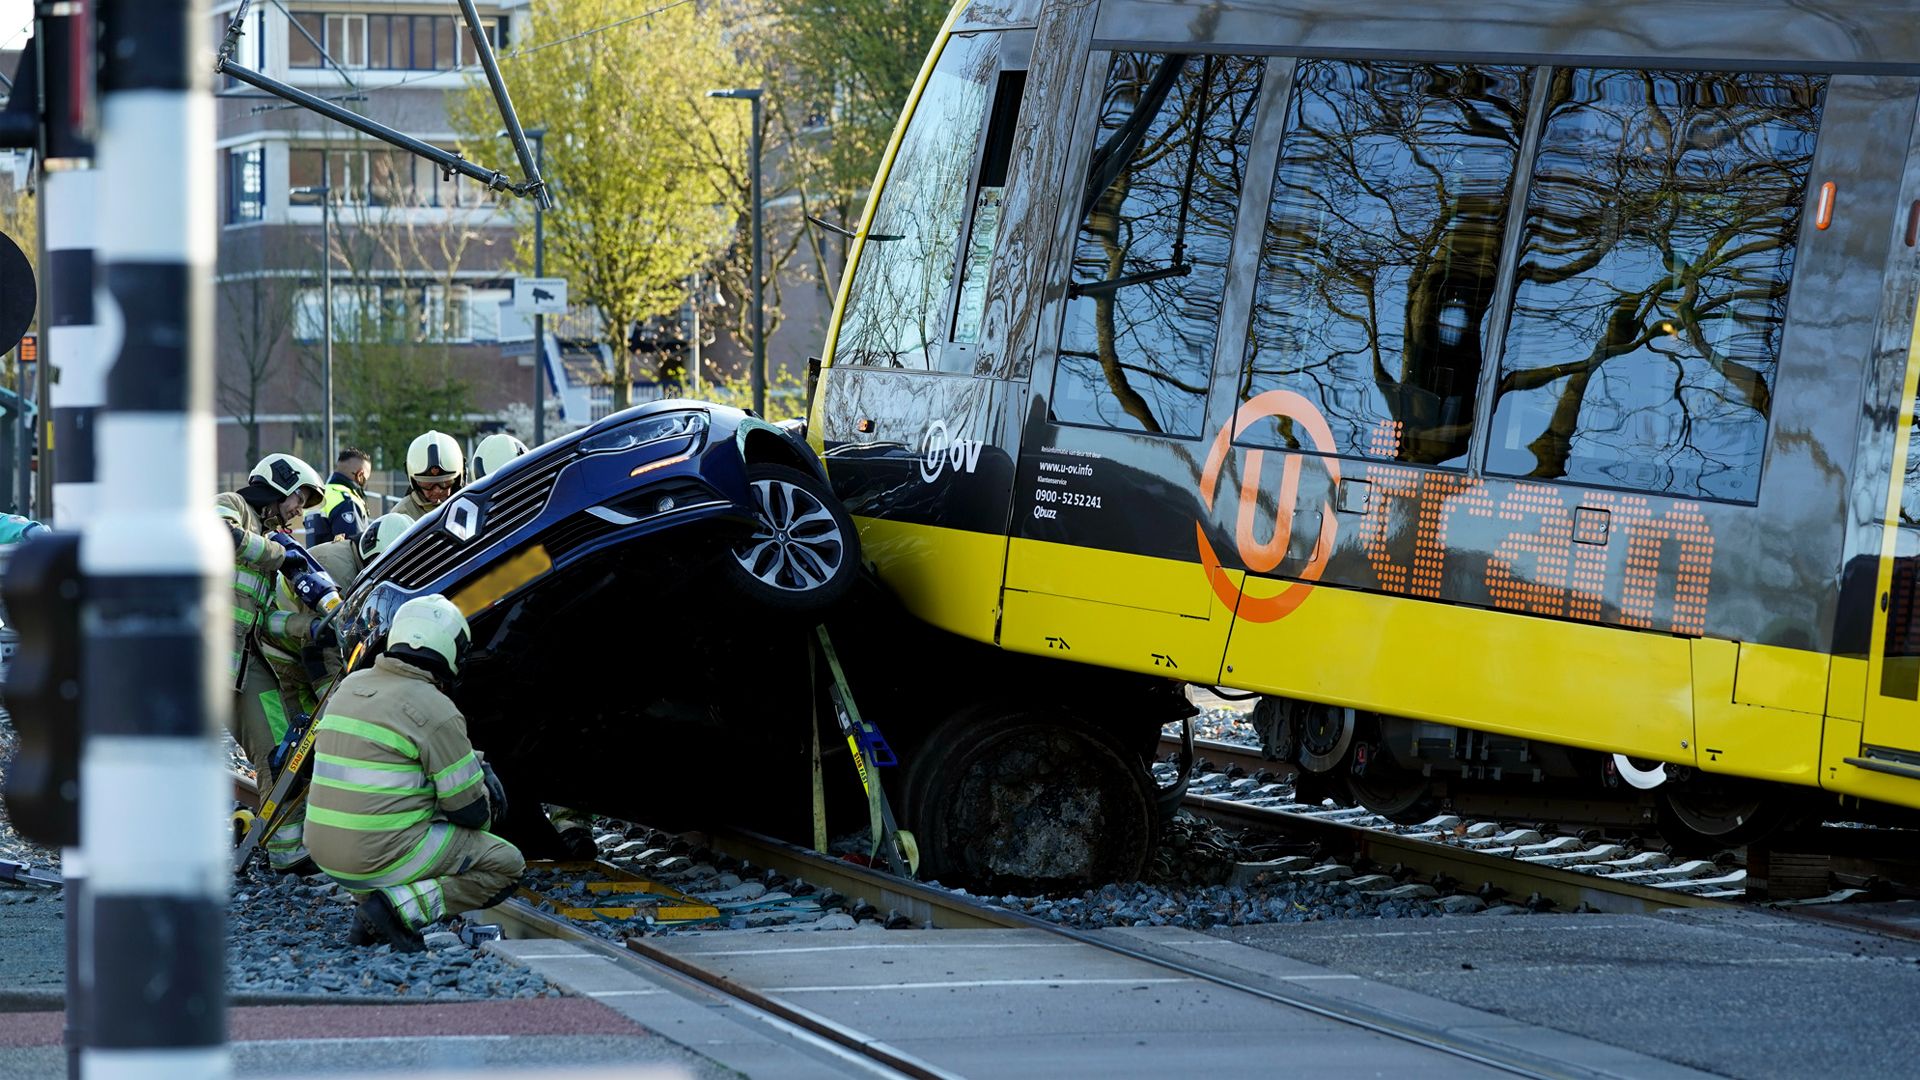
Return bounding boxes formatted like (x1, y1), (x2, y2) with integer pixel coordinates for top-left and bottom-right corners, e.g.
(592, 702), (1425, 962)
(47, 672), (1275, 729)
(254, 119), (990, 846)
(732, 475), (847, 592)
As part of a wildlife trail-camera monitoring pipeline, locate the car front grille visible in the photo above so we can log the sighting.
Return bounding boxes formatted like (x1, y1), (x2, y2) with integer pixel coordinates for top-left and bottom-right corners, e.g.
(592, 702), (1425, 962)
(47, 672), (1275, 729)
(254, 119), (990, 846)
(382, 452), (574, 590)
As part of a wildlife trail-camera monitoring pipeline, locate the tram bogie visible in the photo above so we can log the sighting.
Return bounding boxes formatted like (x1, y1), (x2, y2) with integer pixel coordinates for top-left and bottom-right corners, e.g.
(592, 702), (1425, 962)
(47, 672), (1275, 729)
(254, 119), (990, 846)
(809, 0), (1920, 869)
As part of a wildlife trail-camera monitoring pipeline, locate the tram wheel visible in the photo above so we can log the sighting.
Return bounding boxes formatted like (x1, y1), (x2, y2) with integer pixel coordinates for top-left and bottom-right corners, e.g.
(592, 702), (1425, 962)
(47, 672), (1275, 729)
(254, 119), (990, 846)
(1658, 778), (1794, 854)
(904, 707), (1157, 890)
(1297, 704), (1355, 774)
(1346, 765), (1437, 825)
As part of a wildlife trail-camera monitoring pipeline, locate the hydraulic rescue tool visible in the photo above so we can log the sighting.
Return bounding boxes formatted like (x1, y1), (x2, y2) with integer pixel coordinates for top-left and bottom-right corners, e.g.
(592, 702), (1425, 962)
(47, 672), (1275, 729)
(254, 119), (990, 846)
(813, 626), (917, 877)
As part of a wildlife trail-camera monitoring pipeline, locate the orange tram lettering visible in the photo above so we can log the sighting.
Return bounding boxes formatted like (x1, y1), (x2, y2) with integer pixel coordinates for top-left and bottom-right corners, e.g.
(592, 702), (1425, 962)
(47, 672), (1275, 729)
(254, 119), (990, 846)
(1356, 466), (1713, 637)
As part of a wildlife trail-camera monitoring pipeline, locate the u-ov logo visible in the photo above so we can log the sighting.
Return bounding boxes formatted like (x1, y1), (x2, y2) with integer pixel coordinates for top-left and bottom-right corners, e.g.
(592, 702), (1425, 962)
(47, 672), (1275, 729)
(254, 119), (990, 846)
(1195, 390), (1341, 623)
(920, 419), (984, 483)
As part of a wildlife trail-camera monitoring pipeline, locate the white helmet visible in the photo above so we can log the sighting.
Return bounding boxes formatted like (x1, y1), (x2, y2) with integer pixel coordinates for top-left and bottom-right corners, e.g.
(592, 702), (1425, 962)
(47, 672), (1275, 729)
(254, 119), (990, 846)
(356, 512), (416, 563)
(249, 453), (326, 509)
(470, 433), (529, 482)
(406, 431), (465, 490)
(385, 594), (472, 682)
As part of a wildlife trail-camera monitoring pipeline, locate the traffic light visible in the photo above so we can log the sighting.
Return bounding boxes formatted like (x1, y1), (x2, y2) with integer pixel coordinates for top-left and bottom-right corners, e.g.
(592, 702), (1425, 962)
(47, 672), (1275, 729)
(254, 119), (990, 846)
(1, 532), (83, 846)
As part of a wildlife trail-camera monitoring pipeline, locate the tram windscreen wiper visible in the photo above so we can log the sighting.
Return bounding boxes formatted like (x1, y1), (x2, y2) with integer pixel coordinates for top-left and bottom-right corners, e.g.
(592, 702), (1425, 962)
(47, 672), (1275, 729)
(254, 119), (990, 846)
(1068, 262), (1192, 298)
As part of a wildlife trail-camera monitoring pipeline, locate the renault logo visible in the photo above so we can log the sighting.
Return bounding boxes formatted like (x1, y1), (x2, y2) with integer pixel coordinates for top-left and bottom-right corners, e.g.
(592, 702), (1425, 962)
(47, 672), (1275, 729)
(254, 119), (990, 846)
(444, 498), (482, 543)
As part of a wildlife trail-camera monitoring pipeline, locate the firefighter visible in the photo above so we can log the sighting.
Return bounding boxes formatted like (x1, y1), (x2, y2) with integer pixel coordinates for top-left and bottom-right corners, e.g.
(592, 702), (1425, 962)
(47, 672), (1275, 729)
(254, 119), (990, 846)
(392, 431), (464, 520)
(305, 594), (525, 951)
(260, 512), (417, 715)
(305, 447), (372, 546)
(469, 432), (528, 483)
(218, 453), (330, 874)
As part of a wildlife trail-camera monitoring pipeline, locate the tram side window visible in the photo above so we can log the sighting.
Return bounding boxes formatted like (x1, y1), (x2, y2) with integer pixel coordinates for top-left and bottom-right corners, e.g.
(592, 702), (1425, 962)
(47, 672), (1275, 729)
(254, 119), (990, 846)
(1050, 53), (1264, 437)
(1236, 61), (1530, 466)
(1486, 70), (1825, 502)
(834, 34), (1001, 370)
(1883, 409), (1920, 699)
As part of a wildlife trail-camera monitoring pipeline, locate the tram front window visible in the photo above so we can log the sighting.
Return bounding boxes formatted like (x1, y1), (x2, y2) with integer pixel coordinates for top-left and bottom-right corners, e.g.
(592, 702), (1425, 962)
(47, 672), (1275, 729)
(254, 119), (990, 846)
(1486, 69), (1824, 502)
(834, 33), (1001, 370)
(1237, 60), (1530, 466)
(1051, 52), (1264, 437)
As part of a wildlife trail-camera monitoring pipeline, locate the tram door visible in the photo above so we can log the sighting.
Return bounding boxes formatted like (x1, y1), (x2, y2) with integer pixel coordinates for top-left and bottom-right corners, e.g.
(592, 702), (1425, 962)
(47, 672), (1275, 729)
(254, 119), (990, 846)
(999, 51), (1278, 680)
(1864, 330), (1920, 766)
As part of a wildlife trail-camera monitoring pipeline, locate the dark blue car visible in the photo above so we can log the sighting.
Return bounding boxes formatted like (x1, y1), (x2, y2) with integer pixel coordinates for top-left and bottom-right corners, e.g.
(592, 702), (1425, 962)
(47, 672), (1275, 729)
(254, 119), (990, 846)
(342, 400), (860, 846)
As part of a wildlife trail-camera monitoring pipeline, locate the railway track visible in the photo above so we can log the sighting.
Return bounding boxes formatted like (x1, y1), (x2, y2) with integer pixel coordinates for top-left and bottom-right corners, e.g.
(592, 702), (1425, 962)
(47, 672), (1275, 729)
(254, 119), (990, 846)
(1167, 733), (1920, 934)
(486, 826), (1669, 1080)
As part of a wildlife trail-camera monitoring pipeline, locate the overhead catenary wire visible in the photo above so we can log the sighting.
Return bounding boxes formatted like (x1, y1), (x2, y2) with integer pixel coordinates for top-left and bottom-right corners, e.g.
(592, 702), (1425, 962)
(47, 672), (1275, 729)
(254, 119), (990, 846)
(352, 0), (699, 97)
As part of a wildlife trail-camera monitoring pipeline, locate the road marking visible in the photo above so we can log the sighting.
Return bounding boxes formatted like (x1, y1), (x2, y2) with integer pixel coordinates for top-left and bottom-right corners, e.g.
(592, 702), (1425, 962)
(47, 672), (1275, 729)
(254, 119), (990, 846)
(686, 942), (1081, 958)
(588, 989), (666, 997)
(767, 977), (1196, 992)
(510, 953), (611, 961)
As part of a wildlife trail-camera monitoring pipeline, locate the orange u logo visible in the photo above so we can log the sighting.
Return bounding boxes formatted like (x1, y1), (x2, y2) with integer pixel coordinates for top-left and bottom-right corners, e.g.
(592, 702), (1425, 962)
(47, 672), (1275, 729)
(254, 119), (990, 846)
(1195, 391), (1341, 623)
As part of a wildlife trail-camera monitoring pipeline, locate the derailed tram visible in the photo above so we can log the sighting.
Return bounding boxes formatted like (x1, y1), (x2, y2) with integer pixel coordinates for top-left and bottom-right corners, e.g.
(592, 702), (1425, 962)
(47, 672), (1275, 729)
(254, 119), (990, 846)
(803, 0), (1920, 878)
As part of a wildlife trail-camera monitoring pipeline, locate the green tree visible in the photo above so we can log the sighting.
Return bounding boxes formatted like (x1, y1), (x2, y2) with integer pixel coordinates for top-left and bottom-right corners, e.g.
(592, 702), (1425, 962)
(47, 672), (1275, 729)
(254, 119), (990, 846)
(454, 0), (751, 409)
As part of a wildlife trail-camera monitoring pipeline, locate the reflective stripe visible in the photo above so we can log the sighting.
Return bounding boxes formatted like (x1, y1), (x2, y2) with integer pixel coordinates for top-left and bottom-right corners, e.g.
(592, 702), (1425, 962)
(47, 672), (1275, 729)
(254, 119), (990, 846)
(261, 689), (288, 746)
(316, 715), (419, 760)
(319, 822), (456, 887)
(313, 754), (429, 795)
(232, 604), (258, 628)
(432, 753), (483, 800)
(304, 803), (434, 832)
(416, 879), (446, 922)
(385, 883), (429, 928)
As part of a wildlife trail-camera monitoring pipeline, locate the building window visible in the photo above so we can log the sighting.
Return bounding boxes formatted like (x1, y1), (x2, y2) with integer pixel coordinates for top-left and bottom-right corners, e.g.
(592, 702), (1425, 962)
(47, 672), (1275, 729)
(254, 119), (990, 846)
(226, 144), (265, 224)
(1238, 61), (1530, 468)
(297, 12), (506, 72)
(1050, 52), (1265, 438)
(1485, 69), (1824, 503)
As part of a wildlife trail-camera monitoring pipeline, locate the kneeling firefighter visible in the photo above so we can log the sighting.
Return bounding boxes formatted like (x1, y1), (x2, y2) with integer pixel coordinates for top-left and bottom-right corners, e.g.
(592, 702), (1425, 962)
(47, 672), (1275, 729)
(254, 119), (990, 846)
(393, 431), (464, 521)
(219, 453), (331, 873)
(306, 594), (525, 951)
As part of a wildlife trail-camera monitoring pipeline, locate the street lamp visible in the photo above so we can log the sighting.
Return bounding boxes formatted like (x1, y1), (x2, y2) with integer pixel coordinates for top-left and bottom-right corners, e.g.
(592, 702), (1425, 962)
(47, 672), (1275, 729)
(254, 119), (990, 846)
(707, 87), (766, 417)
(290, 183), (334, 458)
(503, 126), (547, 445)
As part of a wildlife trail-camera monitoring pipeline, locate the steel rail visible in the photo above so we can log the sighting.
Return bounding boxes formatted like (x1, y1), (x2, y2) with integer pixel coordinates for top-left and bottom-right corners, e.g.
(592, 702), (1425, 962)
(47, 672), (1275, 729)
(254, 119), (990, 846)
(481, 895), (947, 1080)
(691, 828), (1611, 1080)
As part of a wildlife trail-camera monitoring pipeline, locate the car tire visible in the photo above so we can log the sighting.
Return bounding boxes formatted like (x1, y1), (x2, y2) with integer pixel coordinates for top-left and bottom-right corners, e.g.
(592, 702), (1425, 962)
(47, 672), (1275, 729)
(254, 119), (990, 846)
(723, 461), (861, 615)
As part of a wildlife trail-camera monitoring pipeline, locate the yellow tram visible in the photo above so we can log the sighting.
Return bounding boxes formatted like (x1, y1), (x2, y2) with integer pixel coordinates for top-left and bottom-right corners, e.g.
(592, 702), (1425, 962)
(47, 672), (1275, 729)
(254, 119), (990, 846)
(807, 0), (1920, 879)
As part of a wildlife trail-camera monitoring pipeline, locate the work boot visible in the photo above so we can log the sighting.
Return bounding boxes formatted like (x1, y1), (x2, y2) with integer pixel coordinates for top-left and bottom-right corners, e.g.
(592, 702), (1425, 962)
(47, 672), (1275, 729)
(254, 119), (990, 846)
(351, 892), (424, 953)
(558, 827), (599, 862)
(272, 856), (320, 878)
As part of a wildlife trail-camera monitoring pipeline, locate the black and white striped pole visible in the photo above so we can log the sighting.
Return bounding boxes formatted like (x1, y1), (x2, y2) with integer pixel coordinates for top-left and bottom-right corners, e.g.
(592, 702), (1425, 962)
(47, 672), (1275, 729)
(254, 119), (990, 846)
(40, 1), (100, 529)
(81, 2), (229, 1076)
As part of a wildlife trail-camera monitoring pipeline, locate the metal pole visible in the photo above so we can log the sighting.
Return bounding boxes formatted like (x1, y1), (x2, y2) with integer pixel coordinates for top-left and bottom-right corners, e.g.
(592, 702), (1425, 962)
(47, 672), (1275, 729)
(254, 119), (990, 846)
(532, 131), (544, 445)
(689, 273), (702, 395)
(14, 342), (27, 514)
(749, 93), (765, 417)
(322, 191), (333, 458)
(455, 0), (549, 210)
(40, 4), (99, 530)
(86, 3), (228, 1078)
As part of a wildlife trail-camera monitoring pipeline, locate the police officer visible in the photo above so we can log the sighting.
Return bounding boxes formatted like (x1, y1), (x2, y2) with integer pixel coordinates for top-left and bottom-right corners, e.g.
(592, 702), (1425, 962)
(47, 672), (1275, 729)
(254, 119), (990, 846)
(393, 431), (464, 521)
(305, 594), (525, 951)
(218, 453), (331, 873)
(469, 433), (528, 483)
(306, 447), (372, 546)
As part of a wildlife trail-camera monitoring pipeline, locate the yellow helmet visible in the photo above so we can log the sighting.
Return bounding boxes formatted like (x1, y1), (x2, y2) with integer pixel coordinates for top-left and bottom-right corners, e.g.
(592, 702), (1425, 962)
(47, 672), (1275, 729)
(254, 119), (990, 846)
(385, 594), (472, 681)
(249, 453), (325, 509)
(406, 431), (465, 489)
(356, 512), (416, 563)
(470, 433), (529, 482)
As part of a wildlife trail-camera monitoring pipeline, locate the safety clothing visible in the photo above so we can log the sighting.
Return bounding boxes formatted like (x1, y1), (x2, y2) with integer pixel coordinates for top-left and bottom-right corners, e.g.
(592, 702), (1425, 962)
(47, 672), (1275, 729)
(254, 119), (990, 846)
(305, 655), (525, 936)
(264, 535), (363, 700)
(390, 490), (435, 522)
(0, 514), (47, 544)
(250, 454), (326, 509)
(357, 512), (414, 563)
(385, 594), (471, 684)
(470, 433), (528, 483)
(306, 471), (369, 547)
(407, 431), (463, 487)
(217, 489), (311, 871)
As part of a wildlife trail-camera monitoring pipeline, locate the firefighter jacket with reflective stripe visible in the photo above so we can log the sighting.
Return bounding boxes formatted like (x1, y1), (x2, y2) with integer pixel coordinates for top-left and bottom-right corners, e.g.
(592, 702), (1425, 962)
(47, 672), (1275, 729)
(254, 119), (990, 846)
(391, 491), (437, 521)
(262, 536), (361, 691)
(305, 656), (490, 879)
(217, 491), (287, 686)
(305, 474), (368, 546)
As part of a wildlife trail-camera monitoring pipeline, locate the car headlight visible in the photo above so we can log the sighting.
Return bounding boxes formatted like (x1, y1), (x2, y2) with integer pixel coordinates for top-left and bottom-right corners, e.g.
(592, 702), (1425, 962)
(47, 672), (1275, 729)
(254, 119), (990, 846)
(578, 410), (706, 455)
